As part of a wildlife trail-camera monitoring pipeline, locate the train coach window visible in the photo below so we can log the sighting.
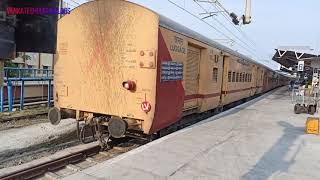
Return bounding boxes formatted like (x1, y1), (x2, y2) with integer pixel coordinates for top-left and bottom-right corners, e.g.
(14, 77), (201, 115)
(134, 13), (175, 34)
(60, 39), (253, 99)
(228, 71), (232, 82)
(236, 73), (239, 82)
(232, 72), (236, 82)
(212, 68), (218, 82)
(242, 73), (245, 82)
(239, 73), (242, 82)
(245, 74), (248, 82)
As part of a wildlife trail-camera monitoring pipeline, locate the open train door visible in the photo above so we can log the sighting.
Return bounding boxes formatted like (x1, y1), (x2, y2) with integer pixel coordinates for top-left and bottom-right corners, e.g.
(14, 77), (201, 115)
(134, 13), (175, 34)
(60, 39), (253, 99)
(183, 45), (201, 111)
(219, 55), (229, 106)
(250, 65), (257, 96)
(254, 66), (260, 95)
(263, 72), (268, 92)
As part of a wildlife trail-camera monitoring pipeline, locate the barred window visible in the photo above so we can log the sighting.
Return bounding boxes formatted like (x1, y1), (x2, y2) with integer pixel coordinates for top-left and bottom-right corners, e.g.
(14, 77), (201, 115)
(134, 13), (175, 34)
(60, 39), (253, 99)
(243, 73), (246, 82)
(232, 72), (236, 82)
(214, 55), (219, 63)
(212, 68), (218, 82)
(236, 72), (239, 82)
(228, 71), (232, 82)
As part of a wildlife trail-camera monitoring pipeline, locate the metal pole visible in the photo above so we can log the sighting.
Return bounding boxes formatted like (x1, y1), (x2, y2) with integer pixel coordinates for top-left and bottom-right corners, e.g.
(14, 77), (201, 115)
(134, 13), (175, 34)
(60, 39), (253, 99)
(7, 80), (13, 112)
(58, 0), (63, 19)
(20, 80), (24, 110)
(0, 86), (4, 112)
(48, 80), (52, 107)
(18, 69), (21, 79)
(244, 0), (251, 24)
(0, 61), (4, 112)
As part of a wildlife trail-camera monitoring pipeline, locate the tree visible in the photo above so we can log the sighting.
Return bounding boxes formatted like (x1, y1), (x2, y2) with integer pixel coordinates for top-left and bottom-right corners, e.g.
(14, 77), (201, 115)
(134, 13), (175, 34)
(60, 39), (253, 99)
(4, 61), (18, 78)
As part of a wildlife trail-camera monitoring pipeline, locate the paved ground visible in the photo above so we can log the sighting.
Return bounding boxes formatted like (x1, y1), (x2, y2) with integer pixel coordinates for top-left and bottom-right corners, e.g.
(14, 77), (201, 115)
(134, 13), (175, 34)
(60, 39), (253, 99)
(63, 88), (320, 180)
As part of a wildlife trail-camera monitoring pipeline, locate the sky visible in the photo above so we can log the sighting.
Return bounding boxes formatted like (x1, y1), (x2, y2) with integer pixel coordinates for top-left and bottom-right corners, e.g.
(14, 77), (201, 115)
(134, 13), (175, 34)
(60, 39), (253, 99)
(65, 0), (320, 70)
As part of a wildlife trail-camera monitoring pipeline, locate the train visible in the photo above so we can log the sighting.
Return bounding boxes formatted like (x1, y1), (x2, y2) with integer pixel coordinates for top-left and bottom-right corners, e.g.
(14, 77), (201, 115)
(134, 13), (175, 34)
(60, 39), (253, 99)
(48, 0), (290, 146)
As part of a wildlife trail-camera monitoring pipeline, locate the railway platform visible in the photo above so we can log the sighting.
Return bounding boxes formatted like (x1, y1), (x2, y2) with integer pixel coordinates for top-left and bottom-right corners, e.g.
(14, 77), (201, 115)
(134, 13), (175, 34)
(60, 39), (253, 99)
(63, 87), (320, 180)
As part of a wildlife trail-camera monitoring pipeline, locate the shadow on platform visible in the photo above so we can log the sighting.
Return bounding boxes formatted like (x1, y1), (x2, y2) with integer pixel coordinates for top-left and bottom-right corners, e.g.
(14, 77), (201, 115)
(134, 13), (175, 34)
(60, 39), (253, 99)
(241, 121), (305, 180)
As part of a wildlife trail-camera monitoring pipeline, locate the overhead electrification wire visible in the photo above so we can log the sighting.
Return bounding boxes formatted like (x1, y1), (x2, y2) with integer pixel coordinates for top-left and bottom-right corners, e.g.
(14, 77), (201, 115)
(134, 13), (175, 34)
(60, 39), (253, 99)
(65, 2), (76, 8)
(167, 0), (258, 58)
(207, 0), (258, 48)
(68, 0), (81, 6)
(206, 0), (270, 62)
(193, 0), (257, 52)
(210, 0), (272, 64)
(194, 0), (267, 60)
(168, 0), (230, 40)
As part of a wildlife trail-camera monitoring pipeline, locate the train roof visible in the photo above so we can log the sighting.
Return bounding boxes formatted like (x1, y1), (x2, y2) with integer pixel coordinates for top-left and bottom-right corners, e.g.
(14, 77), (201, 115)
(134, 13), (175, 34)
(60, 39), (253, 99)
(70, 0), (284, 76)
(158, 15), (277, 73)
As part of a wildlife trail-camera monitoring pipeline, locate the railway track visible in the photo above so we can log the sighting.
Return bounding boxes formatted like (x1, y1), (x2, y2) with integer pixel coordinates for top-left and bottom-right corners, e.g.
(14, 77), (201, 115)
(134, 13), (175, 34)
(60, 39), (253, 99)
(0, 97), (50, 122)
(0, 138), (146, 180)
(0, 112), (47, 122)
(0, 89), (276, 180)
(0, 106), (228, 180)
(1, 96), (53, 112)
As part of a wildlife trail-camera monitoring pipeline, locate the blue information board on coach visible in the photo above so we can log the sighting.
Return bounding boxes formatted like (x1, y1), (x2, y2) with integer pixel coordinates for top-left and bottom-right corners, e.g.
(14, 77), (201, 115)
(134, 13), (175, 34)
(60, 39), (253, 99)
(161, 61), (183, 82)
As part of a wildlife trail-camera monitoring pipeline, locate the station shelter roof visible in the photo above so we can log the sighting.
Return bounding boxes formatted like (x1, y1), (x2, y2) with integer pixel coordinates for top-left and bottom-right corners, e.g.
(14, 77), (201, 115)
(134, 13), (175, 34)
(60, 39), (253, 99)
(272, 49), (319, 69)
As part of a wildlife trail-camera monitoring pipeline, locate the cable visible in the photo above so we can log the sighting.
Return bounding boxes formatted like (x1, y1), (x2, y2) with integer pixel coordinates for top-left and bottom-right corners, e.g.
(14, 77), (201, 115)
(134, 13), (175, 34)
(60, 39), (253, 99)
(65, 2), (76, 8)
(168, 0), (229, 39)
(208, 0), (269, 62)
(194, 1), (257, 52)
(68, 0), (80, 6)
(208, 0), (258, 47)
(194, 0), (268, 61)
(168, 0), (258, 58)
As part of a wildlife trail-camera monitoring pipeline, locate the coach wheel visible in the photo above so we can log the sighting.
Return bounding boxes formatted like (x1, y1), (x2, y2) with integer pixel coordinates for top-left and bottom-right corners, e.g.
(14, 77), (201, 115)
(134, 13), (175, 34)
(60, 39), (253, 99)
(48, 107), (61, 125)
(77, 121), (96, 144)
(294, 104), (301, 114)
(108, 118), (128, 138)
(309, 106), (316, 115)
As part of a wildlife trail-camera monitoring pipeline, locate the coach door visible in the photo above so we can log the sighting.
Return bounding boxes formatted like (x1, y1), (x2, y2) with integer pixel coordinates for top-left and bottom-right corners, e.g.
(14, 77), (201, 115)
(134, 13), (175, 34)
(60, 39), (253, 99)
(183, 45), (201, 110)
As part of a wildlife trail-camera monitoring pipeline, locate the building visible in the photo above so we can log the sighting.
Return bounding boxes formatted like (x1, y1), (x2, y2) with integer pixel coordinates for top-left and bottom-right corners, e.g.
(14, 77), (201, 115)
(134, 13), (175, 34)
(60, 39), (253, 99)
(11, 52), (54, 70)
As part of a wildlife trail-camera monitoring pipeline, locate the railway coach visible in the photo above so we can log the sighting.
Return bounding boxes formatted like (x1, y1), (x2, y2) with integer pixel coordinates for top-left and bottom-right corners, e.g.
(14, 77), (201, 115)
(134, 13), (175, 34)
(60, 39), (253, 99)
(48, 0), (288, 145)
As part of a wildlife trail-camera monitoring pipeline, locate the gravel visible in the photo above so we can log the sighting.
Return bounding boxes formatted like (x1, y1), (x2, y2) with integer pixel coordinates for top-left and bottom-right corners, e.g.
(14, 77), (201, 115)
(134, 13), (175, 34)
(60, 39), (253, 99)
(0, 119), (78, 168)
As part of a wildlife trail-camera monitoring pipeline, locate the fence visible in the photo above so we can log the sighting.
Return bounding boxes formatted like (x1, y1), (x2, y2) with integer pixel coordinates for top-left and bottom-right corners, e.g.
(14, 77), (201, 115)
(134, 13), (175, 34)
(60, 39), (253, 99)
(0, 67), (54, 112)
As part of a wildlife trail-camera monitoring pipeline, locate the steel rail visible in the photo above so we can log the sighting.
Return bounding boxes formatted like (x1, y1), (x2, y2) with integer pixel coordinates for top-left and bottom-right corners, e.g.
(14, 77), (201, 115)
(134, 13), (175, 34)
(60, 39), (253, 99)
(0, 145), (101, 180)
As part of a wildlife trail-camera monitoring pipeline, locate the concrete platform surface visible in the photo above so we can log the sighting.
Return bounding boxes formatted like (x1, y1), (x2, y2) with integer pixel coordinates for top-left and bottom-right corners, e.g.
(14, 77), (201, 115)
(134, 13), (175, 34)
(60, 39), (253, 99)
(63, 88), (320, 180)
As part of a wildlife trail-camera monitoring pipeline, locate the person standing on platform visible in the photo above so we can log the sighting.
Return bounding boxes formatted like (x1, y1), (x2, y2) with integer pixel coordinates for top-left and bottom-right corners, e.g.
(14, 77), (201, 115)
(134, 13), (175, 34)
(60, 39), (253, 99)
(289, 80), (294, 90)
